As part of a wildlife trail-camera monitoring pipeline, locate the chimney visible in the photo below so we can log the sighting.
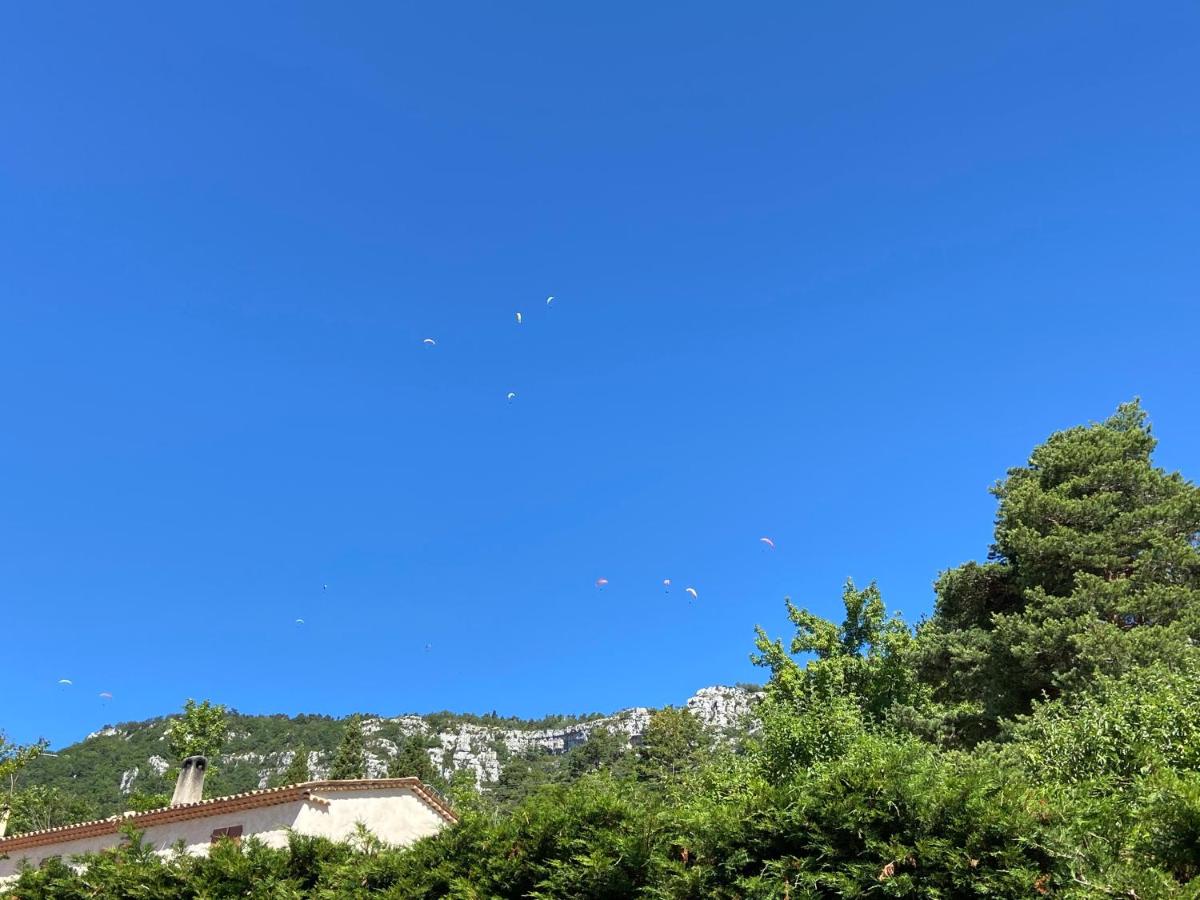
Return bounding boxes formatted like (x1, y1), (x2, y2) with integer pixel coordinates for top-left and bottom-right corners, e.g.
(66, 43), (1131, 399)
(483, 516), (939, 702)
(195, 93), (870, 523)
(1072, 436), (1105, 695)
(170, 755), (208, 806)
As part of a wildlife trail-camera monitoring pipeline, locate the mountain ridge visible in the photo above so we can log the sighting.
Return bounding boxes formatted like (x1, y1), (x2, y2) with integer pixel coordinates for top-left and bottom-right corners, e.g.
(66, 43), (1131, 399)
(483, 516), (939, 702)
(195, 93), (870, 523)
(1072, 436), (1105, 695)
(20, 684), (761, 819)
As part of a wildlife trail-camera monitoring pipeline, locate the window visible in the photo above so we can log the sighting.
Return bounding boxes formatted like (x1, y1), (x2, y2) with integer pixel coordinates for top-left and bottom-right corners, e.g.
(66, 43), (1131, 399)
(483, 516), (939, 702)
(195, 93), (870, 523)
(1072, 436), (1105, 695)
(210, 824), (244, 844)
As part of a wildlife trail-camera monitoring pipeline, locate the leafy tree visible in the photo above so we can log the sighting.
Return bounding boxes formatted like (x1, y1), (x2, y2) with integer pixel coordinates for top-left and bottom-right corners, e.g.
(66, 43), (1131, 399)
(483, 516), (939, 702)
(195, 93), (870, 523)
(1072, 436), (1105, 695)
(124, 790), (172, 812)
(1, 732), (47, 795)
(753, 579), (923, 721)
(1, 731), (47, 832)
(636, 706), (711, 783)
(329, 716), (367, 780)
(165, 699), (229, 762)
(1007, 652), (1200, 785)
(6, 785), (96, 834)
(918, 400), (1200, 741)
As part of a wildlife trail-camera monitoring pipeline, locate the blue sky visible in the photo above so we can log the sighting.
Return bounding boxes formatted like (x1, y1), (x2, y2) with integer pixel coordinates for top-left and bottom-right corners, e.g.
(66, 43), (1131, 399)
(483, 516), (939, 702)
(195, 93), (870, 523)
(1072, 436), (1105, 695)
(2, 3), (1198, 747)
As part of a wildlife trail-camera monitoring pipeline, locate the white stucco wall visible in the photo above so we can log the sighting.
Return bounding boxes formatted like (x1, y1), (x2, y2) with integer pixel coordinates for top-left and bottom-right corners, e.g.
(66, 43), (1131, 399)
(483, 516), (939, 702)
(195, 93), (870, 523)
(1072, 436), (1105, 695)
(0, 786), (448, 881)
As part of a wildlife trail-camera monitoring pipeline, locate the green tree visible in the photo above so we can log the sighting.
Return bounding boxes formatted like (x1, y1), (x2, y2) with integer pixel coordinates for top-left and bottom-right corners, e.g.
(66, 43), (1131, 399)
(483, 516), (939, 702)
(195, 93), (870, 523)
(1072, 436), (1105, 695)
(1, 732), (47, 795)
(276, 748), (312, 787)
(166, 699), (229, 762)
(635, 706), (711, 783)
(753, 578), (923, 722)
(560, 727), (633, 782)
(386, 736), (439, 785)
(918, 400), (1200, 742)
(1, 731), (47, 831)
(6, 785), (97, 834)
(330, 716), (367, 780)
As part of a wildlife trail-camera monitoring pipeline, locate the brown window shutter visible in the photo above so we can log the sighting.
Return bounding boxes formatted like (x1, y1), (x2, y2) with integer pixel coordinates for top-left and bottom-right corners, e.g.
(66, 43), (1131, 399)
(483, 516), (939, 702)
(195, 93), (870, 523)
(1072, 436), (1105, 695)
(211, 825), (244, 844)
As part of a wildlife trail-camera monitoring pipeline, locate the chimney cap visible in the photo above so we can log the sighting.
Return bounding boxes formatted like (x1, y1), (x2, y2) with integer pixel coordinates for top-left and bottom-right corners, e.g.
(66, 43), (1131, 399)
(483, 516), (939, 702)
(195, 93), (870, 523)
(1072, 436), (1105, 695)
(170, 755), (209, 806)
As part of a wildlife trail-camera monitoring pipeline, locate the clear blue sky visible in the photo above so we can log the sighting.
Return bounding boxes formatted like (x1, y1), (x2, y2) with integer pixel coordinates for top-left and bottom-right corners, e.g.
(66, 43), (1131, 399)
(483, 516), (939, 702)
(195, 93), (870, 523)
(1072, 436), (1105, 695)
(2, 3), (1198, 748)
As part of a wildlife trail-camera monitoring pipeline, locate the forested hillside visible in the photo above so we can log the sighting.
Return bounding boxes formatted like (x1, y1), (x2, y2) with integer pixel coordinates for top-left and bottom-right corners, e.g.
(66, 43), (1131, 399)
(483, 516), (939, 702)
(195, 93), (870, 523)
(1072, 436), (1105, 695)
(5, 401), (1200, 897)
(11, 688), (755, 825)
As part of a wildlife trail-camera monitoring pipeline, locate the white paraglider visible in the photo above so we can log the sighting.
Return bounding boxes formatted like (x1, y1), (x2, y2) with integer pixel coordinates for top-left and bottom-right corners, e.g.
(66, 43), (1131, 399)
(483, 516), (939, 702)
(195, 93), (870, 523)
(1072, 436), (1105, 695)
(422, 338), (437, 346)
(58, 678), (72, 686)
(295, 618), (305, 625)
(507, 392), (517, 402)
(595, 577), (609, 588)
(685, 587), (698, 600)
(546, 295), (554, 305)
(760, 537), (776, 550)
(98, 691), (113, 700)
(515, 312), (523, 324)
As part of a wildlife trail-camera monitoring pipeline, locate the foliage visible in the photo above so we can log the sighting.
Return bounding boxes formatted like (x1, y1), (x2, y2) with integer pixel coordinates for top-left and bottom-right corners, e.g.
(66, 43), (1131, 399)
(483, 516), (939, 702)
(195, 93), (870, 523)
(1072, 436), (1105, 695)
(1006, 653), (1200, 785)
(917, 400), (1200, 742)
(165, 699), (230, 763)
(636, 706), (712, 784)
(330, 715), (367, 780)
(386, 735), (442, 787)
(4, 785), (96, 834)
(1, 732), (47, 796)
(275, 746), (312, 786)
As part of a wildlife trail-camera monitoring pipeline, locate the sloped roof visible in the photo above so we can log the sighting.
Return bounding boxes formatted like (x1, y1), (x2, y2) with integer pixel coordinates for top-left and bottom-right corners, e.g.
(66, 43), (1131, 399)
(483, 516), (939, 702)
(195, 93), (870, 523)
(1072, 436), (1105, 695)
(0, 778), (456, 853)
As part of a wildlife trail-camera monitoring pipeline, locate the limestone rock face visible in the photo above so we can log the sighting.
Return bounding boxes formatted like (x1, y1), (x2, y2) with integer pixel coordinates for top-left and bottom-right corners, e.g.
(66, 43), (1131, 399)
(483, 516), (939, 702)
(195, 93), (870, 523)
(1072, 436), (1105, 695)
(81, 685), (762, 802)
(686, 685), (762, 732)
(118, 767), (139, 795)
(309, 685), (761, 787)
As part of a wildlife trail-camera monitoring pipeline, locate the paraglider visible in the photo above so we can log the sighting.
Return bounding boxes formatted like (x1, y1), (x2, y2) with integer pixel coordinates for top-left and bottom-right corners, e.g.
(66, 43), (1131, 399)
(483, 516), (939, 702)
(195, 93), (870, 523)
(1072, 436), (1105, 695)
(422, 338), (437, 346)
(515, 312), (523, 325)
(546, 295), (554, 305)
(58, 678), (72, 686)
(507, 392), (517, 402)
(295, 618), (305, 625)
(685, 587), (698, 600)
(595, 577), (609, 588)
(98, 691), (113, 700)
(663, 578), (671, 587)
(760, 537), (776, 550)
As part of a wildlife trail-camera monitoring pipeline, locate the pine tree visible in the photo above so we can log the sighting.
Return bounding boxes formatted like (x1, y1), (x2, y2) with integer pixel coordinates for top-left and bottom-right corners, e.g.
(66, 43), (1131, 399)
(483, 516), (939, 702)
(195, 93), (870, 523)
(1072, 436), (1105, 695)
(917, 400), (1200, 743)
(330, 716), (367, 780)
(278, 747), (311, 786)
(387, 737), (438, 784)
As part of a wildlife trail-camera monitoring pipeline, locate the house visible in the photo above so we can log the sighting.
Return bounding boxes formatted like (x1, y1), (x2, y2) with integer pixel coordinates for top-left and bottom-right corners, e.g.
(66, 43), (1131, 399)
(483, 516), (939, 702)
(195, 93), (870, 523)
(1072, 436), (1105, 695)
(0, 758), (455, 881)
